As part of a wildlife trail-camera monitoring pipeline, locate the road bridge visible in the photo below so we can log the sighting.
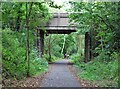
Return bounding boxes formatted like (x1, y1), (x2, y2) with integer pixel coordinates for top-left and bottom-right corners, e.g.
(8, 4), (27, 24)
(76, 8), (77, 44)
(36, 13), (77, 57)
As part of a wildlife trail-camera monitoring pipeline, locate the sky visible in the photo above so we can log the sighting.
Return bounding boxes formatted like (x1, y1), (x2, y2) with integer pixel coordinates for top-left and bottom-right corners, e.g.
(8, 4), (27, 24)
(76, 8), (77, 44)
(52, 0), (68, 5)
(49, 0), (71, 13)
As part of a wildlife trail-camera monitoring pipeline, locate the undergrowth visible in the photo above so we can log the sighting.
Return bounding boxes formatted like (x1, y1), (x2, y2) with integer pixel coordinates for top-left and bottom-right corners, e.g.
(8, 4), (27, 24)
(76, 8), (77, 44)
(2, 28), (48, 80)
(43, 54), (61, 62)
(71, 53), (119, 87)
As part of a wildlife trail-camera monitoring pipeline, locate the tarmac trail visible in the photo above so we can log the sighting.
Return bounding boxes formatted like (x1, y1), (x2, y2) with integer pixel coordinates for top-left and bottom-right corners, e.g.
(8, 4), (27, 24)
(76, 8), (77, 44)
(40, 59), (81, 87)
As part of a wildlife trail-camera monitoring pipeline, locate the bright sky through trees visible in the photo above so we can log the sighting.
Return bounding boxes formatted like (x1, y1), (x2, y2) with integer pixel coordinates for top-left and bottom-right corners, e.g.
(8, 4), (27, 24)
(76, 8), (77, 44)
(50, 0), (70, 12)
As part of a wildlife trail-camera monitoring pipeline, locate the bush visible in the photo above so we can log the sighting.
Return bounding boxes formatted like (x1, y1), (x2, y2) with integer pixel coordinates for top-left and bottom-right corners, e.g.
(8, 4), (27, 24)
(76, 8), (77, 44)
(43, 54), (50, 62)
(29, 49), (48, 76)
(76, 59), (118, 87)
(70, 53), (84, 64)
(43, 54), (59, 62)
(30, 57), (48, 76)
(2, 29), (48, 79)
(2, 29), (27, 79)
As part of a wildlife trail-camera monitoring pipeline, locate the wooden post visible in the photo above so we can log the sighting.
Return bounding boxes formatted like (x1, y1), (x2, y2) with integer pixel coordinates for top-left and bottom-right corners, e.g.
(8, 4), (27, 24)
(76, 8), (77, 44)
(39, 30), (44, 57)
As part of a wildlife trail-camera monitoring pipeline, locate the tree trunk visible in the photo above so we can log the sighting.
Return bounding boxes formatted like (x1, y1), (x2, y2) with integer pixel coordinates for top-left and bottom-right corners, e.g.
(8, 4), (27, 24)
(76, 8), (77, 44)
(61, 34), (66, 56)
(26, 2), (33, 77)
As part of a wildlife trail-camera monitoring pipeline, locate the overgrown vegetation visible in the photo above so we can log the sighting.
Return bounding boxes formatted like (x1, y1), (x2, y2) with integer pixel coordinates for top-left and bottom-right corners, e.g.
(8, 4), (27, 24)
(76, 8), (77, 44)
(1, 1), (120, 87)
(2, 28), (48, 79)
(1, 1), (53, 81)
(68, 2), (120, 87)
(1, 0), (63, 83)
(74, 58), (118, 87)
(44, 34), (77, 62)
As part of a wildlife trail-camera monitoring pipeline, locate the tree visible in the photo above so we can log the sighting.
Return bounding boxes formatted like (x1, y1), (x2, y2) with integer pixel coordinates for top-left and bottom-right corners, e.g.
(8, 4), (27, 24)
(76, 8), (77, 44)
(68, 2), (120, 62)
(2, 1), (54, 79)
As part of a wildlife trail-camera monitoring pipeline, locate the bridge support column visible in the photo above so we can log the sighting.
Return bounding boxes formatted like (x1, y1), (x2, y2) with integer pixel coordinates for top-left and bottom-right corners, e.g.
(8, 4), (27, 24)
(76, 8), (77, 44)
(39, 30), (44, 57)
(84, 32), (91, 62)
(36, 29), (39, 54)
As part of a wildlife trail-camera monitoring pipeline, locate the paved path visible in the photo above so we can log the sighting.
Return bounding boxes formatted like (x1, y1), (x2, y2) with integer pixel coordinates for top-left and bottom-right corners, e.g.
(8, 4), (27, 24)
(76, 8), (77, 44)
(40, 59), (81, 87)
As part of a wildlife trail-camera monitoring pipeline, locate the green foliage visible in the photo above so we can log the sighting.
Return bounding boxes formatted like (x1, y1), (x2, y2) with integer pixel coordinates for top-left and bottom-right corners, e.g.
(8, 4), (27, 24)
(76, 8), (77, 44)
(44, 34), (76, 59)
(29, 49), (48, 76)
(68, 2), (120, 87)
(76, 59), (118, 87)
(43, 54), (59, 62)
(2, 2), (52, 30)
(43, 54), (51, 62)
(2, 29), (26, 79)
(69, 2), (120, 54)
(29, 54), (48, 76)
(2, 1), (119, 87)
(2, 29), (48, 79)
(2, 2), (54, 80)
(70, 54), (81, 63)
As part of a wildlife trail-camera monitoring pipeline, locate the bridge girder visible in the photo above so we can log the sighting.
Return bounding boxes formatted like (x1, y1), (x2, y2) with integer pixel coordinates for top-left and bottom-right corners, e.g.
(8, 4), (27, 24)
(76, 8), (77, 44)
(38, 26), (77, 34)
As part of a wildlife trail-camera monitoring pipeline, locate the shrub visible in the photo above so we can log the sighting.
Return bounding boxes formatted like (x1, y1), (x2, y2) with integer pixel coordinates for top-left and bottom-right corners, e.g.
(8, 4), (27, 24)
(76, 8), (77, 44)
(2, 29), (48, 79)
(2, 29), (27, 79)
(76, 59), (118, 87)
(70, 53), (84, 64)
(43, 54), (59, 62)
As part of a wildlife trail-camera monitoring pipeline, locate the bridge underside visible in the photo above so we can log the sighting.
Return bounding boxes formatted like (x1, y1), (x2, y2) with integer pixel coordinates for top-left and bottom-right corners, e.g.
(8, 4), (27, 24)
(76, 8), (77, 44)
(39, 26), (76, 34)
(46, 30), (76, 34)
(37, 13), (77, 57)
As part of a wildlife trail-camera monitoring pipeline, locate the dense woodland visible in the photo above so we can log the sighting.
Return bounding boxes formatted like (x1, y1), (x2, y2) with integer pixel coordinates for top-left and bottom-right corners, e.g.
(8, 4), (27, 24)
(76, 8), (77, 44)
(1, 1), (120, 87)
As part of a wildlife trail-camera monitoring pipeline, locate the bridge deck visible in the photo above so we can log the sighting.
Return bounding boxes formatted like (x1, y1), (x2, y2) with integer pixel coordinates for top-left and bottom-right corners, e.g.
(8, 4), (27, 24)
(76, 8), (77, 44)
(38, 13), (77, 34)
